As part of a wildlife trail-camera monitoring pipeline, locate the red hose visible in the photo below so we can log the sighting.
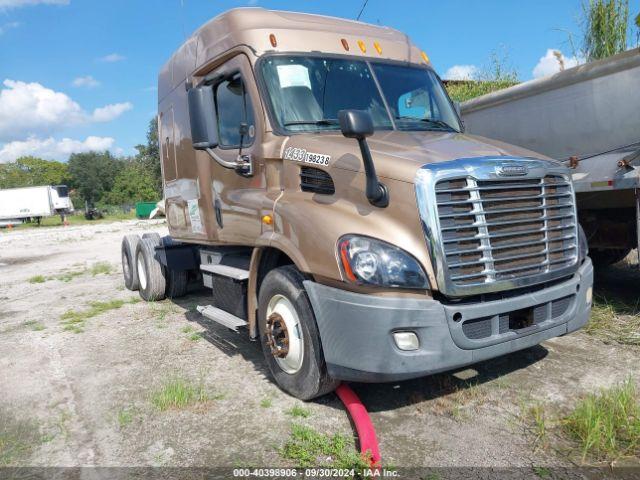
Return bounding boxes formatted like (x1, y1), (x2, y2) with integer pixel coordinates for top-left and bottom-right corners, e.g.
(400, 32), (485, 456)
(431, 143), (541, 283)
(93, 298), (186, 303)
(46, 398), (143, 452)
(335, 383), (381, 467)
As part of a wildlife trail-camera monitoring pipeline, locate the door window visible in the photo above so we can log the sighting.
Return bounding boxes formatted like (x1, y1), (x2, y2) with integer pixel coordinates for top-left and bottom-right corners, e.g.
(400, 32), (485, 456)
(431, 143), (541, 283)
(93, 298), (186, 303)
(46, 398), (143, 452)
(214, 74), (255, 148)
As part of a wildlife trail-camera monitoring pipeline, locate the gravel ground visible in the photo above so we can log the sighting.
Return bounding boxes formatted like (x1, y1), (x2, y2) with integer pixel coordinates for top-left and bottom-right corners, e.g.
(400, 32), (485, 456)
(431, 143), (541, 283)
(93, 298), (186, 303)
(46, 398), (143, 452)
(0, 220), (638, 475)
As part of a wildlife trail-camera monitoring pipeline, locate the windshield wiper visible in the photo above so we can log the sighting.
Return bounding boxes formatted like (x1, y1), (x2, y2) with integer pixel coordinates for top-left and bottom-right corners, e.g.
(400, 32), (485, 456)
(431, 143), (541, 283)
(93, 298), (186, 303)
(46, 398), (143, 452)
(283, 119), (339, 127)
(394, 116), (457, 132)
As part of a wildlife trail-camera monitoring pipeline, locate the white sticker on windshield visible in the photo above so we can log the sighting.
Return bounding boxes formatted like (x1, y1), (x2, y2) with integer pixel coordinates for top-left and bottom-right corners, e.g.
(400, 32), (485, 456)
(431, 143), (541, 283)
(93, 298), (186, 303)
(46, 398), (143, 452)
(283, 147), (330, 166)
(276, 64), (311, 89)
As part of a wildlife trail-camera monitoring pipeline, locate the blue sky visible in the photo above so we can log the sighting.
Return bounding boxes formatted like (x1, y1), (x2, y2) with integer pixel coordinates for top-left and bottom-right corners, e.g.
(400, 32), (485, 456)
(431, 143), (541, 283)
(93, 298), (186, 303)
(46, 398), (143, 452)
(1, 0), (638, 162)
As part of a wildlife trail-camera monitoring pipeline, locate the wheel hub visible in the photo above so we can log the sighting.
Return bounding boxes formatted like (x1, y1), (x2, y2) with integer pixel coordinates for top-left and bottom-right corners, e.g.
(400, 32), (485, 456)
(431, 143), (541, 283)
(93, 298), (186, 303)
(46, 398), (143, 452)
(266, 312), (289, 358)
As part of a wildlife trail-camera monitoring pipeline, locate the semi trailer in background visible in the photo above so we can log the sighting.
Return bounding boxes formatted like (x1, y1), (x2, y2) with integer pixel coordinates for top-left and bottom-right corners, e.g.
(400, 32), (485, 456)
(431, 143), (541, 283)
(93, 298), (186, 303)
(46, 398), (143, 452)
(121, 8), (593, 401)
(0, 185), (74, 226)
(461, 48), (640, 266)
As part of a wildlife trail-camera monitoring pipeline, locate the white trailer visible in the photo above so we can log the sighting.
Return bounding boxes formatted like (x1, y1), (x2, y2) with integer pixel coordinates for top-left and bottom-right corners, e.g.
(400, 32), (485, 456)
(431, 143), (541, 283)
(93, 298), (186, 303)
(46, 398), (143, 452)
(0, 185), (74, 224)
(460, 48), (640, 266)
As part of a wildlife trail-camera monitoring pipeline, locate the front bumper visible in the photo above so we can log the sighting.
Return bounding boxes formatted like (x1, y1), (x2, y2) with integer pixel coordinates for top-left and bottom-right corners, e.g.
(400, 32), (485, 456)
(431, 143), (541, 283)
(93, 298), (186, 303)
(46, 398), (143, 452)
(304, 258), (593, 382)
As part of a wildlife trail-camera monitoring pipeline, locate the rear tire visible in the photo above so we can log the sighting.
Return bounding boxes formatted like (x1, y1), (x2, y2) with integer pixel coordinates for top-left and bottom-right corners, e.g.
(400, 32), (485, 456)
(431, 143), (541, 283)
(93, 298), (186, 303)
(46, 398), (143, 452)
(258, 265), (338, 400)
(142, 232), (161, 245)
(166, 269), (188, 298)
(135, 237), (166, 301)
(121, 235), (140, 291)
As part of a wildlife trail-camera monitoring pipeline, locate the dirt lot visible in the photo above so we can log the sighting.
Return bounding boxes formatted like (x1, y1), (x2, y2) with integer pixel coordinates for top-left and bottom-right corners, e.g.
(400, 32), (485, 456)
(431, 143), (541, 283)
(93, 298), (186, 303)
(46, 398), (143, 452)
(0, 221), (638, 475)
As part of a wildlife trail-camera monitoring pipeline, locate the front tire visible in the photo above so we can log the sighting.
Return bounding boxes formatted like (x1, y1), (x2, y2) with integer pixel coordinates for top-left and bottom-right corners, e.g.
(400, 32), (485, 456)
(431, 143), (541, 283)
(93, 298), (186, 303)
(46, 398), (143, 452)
(135, 237), (166, 301)
(258, 265), (338, 400)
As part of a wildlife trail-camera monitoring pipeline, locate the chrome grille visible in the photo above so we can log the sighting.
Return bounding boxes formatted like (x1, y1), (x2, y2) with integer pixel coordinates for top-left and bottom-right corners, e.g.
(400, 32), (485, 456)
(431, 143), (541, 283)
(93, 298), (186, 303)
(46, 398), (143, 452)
(415, 157), (580, 297)
(436, 175), (578, 287)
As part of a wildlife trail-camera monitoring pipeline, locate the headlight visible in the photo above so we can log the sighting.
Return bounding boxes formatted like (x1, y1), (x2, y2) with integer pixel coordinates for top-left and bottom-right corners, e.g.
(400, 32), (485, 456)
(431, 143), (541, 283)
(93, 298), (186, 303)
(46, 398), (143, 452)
(337, 235), (429, 289)
(578, 223), (588, 262)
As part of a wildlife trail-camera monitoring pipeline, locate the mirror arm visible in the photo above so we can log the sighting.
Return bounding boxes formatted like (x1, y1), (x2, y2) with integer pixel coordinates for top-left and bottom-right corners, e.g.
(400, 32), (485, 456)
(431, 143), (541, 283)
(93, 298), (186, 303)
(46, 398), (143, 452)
(205, 148), (253, 177)
(357, 138), (389, 208)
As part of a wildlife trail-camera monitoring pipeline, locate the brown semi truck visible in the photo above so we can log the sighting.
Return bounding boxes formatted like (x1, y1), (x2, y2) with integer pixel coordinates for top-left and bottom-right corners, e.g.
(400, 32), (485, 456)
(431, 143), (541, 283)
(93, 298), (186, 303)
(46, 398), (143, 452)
(121, 8), (594, 400)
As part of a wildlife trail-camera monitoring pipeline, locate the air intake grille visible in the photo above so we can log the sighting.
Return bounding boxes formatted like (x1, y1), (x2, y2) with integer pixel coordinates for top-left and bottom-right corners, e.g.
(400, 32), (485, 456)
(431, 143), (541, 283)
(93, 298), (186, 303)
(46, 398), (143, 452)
(300, 166), (335, 195)
(435, 175), (578, 288)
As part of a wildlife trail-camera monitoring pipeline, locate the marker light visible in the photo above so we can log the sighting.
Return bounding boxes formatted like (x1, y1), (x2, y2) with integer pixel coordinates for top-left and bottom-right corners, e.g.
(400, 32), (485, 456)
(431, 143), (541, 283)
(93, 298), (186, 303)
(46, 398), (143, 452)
(421, 51), (430, 63)
(262, 214), (273, 225)
(357, 40), (367, 53)
(373, 41), (382, 55)
(341, 38), (350, 51)
(269, 34), (277, 47)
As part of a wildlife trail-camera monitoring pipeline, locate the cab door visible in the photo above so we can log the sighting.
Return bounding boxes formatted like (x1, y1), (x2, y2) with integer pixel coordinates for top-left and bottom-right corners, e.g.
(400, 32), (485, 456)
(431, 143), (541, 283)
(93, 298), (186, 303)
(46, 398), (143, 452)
(205, 54), (266, 244)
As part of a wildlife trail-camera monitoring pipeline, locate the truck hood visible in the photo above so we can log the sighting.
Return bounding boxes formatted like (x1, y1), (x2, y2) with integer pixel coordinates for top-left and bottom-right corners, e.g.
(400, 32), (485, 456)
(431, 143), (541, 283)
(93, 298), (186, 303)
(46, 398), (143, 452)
(286, 130), (553, 184)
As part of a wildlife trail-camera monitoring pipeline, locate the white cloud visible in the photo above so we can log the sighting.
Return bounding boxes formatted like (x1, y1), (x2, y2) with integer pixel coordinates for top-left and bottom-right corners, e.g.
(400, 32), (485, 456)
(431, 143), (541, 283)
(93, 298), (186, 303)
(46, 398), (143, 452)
(0, 136), (115, 163)
(91, 102), (132, 122)
(72, 75), (100, 88)
(98, 53), (125, 63)
(0, 79), (132, 141)
(443, 65), (478, 81)
(0, 21), (21, 34)
(532, 49), (582, 79)
(0, 0), (68, 9)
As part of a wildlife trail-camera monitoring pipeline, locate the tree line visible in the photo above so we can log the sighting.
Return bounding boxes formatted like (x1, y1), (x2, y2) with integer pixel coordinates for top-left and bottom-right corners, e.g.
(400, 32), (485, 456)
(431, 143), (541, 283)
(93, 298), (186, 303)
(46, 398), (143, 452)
(0, 119), (162, 208)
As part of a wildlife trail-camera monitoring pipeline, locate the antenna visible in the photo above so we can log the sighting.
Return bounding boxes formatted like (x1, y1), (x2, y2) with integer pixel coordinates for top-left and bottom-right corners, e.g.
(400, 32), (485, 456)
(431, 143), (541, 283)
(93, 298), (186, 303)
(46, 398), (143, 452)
(356, 0), (369, 20)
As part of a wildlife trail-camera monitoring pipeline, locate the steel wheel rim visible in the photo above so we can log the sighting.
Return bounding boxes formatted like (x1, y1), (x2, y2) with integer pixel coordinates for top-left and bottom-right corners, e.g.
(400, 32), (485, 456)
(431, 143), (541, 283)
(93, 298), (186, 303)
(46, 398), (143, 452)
(137, 255), (147, 290)
(266, 294), (304, 374)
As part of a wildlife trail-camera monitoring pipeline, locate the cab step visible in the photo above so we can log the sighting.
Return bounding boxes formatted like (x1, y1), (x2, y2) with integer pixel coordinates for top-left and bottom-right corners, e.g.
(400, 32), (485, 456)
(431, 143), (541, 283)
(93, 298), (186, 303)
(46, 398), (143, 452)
(196, 305), (247, 331)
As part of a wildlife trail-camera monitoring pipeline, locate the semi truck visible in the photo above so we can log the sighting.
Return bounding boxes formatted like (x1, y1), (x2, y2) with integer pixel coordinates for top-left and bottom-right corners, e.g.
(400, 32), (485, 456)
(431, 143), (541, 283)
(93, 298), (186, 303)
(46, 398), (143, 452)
(461, 48), (640, 267)
(0, 185), (74, 225)
(121, 8), (593, 400)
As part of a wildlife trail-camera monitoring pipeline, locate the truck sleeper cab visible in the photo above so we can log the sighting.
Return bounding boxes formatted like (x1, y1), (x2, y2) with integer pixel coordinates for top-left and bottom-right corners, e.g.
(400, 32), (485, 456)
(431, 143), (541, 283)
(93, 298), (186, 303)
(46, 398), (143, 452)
(121, 8), (593, 400)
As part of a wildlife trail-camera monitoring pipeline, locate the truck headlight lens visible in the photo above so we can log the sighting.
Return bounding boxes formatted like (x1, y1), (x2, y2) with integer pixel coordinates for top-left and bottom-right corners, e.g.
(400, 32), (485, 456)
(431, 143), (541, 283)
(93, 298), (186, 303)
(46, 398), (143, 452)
(338, 235), (429, 289)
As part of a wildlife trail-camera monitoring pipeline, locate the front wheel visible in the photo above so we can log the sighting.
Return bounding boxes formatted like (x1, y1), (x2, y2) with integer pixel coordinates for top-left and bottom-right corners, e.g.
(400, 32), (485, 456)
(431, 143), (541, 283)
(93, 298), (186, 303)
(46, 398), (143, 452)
(258, 265), (338, 400)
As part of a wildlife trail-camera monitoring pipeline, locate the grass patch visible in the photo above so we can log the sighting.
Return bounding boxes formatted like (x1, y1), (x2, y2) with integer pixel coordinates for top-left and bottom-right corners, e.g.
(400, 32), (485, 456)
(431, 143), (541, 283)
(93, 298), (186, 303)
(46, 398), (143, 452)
(88, 262), (113, 276)
(150, 378), (209, 411)
(116, 408), (134, 428)
(587, 295), (640, 345)
(286, 405), (311, 418)
(60, 298), (138, 333)
(280, 423), (370, 469)
(23, 320), (45, 331)
(563, 379), (640, 461)
(260, 398), (272, 408)
(11, 211), (136, 230)
(188, 332), (202, 341)
(0, 407), (42, 466)
(27, 275), (45, 284)
(181, 325), (194, 334)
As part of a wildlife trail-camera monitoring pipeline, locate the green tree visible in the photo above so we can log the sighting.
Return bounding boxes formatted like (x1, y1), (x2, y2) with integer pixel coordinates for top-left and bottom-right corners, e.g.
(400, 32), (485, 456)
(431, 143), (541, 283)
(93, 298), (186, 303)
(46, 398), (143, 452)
(583, 0), (629, 61)
(0, 157), (70, 189)
(102, 161), (159, 205)
(135, 117), (162, 193)
(446, 49), (519, 103)
(67, 151), (123, 204)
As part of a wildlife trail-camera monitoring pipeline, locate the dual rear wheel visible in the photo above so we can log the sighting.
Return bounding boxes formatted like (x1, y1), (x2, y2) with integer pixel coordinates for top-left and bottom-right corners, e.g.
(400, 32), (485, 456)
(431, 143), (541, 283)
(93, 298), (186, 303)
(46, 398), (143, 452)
(121, 234), (187, 301)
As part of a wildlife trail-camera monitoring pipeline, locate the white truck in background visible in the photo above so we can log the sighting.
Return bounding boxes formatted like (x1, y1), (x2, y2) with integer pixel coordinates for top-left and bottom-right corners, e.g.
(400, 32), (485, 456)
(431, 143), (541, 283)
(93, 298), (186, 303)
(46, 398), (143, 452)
(461, 48), (640, 267)
(0, 185), (74, 226)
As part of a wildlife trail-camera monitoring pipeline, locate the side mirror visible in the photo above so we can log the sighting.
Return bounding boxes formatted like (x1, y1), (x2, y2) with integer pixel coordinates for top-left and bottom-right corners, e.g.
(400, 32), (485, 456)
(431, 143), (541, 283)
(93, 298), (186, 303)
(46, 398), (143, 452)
(188, 85), (218, 150)
(338, 109), (374, 139)
(338, 110), (388, 208)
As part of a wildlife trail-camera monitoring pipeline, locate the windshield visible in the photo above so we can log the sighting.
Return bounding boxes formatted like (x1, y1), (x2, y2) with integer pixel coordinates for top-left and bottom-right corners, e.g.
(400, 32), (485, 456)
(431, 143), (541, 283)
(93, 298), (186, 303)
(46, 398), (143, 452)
(260, 55), (461, 134)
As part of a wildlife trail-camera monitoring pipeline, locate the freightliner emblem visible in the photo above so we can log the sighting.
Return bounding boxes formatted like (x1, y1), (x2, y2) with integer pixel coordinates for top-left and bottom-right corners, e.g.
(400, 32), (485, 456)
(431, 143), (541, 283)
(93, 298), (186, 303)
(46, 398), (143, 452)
(496, 164), (528, 176)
